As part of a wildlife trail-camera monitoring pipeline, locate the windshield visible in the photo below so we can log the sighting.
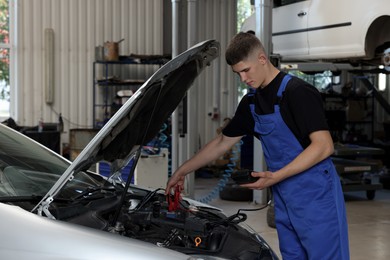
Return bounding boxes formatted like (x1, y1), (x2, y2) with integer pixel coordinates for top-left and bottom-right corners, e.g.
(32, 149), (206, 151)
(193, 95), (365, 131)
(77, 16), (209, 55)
(0, 125), (101, 198)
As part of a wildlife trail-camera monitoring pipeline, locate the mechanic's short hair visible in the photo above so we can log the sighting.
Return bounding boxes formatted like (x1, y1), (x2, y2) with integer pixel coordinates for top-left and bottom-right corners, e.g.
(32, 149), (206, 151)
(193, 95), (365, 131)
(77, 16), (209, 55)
(225, 32), (265, 66)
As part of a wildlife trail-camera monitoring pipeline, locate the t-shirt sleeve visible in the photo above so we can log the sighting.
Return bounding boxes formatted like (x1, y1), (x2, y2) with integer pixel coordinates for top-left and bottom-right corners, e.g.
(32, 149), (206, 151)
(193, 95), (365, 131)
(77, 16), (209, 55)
(285, 80), (329, 137)
(222, 95), (255, 137)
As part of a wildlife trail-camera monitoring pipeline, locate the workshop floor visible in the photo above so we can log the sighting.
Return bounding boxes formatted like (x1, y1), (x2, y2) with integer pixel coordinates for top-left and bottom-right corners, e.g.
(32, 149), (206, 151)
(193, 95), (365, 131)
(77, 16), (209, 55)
(194, 177), (390, 260)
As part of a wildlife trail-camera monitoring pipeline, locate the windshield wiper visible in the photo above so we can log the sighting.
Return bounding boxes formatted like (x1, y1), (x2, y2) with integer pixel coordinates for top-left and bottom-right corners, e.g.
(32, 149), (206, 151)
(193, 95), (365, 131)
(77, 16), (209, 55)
(71, 186), (117, 201)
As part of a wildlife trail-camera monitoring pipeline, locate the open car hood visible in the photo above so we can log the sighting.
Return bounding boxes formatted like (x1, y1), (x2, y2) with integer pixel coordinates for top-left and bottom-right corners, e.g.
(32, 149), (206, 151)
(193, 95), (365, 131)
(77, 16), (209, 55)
(34, 40), (220, 214)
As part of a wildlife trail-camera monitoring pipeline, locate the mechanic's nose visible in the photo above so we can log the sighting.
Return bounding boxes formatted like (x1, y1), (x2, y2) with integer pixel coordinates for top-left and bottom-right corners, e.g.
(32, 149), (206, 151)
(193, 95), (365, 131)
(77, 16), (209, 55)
(239, 73), (247, 83)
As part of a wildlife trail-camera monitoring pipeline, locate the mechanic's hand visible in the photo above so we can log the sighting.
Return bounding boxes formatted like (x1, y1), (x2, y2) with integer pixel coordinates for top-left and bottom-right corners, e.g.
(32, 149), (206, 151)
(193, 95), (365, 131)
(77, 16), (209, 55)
(240, 171), (277, 190)
(165, 171), (185, 195)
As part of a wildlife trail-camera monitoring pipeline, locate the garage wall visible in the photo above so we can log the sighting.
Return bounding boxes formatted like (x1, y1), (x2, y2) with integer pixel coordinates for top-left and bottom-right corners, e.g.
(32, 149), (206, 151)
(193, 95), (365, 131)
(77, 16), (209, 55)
(12, 0), (163, 133)
(170, 0), (237, 147)
(12, 0), (238, 148)
(193, 0), (237, 146)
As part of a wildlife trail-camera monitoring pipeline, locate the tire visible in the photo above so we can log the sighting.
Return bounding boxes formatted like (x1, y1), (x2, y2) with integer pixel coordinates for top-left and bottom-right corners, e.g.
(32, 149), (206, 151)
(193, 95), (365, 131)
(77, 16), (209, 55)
(219, 183), (253, 201)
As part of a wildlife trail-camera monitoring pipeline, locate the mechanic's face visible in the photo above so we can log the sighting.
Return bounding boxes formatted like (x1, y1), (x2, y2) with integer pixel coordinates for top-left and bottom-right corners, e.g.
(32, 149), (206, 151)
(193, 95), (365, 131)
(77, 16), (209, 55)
(231, 51), (267, 89)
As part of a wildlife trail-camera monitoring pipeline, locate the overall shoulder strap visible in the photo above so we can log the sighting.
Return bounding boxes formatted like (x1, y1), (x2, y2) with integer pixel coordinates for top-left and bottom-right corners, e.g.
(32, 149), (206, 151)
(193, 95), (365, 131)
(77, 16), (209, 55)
(277, 74), (292, 98)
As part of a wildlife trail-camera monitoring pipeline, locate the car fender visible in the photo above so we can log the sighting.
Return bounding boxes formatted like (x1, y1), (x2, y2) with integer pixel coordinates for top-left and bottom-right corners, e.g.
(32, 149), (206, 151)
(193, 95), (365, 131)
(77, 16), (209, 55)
(0, 203), (188, 260)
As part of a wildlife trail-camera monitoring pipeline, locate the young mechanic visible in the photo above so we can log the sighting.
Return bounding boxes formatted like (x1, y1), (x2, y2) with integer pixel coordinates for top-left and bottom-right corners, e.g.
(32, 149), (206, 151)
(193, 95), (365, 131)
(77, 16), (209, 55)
(166, 32), (350, 259)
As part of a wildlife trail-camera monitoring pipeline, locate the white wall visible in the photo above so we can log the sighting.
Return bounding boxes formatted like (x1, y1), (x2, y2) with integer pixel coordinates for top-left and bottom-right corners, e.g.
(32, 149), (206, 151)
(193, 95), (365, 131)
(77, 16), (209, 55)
(180, 0), (237, 147)
(12, 0), (163, 138)
(11, 0), (237, 148)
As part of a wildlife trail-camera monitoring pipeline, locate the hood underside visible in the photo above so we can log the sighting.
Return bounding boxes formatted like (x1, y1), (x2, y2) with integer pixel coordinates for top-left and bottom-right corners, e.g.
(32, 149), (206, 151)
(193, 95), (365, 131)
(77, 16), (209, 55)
(34, 39), (220, 213)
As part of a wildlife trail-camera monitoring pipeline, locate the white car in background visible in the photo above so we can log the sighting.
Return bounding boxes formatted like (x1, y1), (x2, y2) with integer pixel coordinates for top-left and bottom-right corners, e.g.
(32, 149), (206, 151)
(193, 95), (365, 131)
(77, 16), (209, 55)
(242, 0), (390, 67)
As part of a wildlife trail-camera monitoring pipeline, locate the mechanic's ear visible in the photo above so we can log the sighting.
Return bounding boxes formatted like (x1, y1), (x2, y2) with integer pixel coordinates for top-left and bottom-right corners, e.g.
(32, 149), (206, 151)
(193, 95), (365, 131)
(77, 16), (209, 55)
(258, 53), (267, 64)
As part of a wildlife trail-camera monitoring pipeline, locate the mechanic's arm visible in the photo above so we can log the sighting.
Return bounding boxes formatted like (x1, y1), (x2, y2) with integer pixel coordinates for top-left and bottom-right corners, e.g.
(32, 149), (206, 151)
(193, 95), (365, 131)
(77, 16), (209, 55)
(243, 130), (334, 189)
(165, 134), (243, 195)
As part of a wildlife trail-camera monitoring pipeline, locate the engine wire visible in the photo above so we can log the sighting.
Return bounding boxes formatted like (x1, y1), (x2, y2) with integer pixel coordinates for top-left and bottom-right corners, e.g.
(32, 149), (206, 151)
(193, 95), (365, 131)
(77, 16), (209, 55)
(175, 189), (273, 227)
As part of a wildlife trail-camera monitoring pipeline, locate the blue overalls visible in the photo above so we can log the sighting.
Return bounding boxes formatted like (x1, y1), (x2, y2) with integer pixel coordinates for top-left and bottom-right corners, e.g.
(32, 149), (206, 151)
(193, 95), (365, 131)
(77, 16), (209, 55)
(249, 74), (350, 259)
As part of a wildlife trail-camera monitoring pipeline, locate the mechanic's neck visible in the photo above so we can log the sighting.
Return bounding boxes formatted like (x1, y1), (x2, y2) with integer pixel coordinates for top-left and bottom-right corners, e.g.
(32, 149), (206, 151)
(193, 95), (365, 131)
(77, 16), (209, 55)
(259, 67), (280, 89)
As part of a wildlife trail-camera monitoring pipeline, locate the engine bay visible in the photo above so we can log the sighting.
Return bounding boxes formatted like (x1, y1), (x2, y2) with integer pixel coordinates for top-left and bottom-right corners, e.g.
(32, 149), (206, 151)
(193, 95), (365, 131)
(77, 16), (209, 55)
(116, 190), (228, 252)
(46, 185), (275, 259)
(109, 188), (273, 259)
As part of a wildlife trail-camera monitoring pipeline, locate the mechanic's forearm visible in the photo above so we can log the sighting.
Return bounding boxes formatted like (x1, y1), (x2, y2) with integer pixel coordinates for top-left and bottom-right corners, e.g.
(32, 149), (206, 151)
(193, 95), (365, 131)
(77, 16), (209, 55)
(274, 131), (334, 182)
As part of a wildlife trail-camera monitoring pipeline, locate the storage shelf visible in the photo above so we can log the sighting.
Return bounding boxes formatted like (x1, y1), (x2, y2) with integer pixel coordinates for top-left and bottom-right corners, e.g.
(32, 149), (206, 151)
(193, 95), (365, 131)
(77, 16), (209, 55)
(95, 54), (169, 65)
(93, 57), (168, 129)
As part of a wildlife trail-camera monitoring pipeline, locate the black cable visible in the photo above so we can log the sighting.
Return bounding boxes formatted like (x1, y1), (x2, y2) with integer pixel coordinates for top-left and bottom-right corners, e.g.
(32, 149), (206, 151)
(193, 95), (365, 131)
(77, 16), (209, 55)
(135, 188), (165, 211)
(167, 188), (273, 227)
(236, 190), (273, 216)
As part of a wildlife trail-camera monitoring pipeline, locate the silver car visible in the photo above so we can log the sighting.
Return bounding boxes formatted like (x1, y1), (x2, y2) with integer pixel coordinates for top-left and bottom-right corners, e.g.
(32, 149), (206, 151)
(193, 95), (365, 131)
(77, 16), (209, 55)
(0, 40), (278, 259)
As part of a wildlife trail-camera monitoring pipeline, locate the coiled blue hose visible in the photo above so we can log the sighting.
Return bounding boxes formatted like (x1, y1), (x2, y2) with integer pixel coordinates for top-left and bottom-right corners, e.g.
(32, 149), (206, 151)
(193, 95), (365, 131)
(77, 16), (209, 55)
(197, 140), (243, 203)
(158, 122), (172, 176)
(143, 121), (172, 176)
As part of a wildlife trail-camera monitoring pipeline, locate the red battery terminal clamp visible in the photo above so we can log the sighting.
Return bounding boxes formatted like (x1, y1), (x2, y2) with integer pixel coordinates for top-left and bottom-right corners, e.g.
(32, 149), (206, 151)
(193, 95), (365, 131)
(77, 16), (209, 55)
(167, 186), (182, 212)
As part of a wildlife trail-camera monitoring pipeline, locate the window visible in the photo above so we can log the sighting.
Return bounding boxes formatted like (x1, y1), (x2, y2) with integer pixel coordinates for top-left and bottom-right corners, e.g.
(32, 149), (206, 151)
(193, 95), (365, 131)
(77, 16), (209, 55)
(0, 0), (10, 118)
(237, 0), (255, 99)
(288, 70), (333, 91)
(238, 0), (253, 32)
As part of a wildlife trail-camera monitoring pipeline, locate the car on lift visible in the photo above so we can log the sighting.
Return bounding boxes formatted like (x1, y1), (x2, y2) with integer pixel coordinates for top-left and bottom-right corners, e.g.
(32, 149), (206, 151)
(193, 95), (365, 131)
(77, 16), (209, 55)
(241, 0), (390, 68)
(0, 40), (279, 259)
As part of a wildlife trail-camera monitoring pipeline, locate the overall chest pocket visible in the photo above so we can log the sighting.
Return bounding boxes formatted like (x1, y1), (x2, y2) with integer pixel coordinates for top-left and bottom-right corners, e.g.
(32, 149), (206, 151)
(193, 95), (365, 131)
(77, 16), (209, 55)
(256, 121), (275, 135)
(255, 120), (284, 165)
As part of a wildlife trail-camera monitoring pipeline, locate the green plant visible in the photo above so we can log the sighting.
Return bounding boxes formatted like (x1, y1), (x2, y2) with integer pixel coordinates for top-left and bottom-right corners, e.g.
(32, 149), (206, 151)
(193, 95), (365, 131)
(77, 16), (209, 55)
(0, 0), (10, 101)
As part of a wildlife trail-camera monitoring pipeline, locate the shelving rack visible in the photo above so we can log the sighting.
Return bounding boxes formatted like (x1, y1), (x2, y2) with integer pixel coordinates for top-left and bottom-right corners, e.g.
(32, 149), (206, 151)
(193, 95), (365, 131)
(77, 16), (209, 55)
(93, 56), (168, 128)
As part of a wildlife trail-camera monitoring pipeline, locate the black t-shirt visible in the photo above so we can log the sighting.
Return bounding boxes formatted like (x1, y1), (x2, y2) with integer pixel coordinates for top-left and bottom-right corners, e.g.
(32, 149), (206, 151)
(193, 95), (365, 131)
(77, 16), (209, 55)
(222, 71), (329, 148)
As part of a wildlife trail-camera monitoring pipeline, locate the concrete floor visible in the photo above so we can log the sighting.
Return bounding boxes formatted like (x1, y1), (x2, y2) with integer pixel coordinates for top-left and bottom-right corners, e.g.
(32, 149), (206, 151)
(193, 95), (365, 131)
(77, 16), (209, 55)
(194, 177), (390, 260)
